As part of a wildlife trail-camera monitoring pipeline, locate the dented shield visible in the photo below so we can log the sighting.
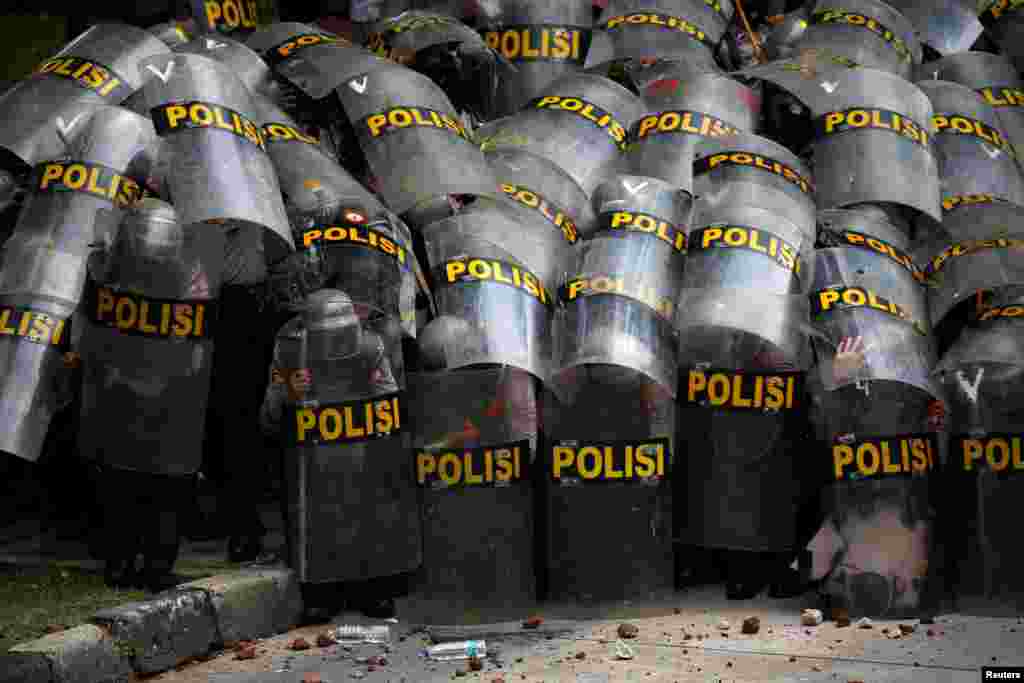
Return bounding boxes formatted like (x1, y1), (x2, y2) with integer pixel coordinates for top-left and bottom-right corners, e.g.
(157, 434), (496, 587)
(488, 148), (597, 240)
(693, 132), (817, 240)
(919, 52), (1024, 165)
(0, 24), (169, 171)
(627, 70), (760, 191)
(541, 371), (675, 601)
(337, 62), (500, 218)
(478, 72), (642, 197)
(0, 106), (158, 462)
(479, 0), (594, 118)
(594, 0), (734, 72)
(405, 367), (539, 620)
(419, 223), (556, 382)
(139, 52), (293, 262)
(915, 80), (1024, 210)
(552, 175), (689, 399)
(78, 199), (224, 476)
(797, 0), (921, 79)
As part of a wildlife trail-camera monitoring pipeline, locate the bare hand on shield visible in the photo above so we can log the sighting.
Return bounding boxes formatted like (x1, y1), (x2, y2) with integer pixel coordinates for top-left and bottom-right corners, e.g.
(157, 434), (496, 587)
(833, 335), (869, 384)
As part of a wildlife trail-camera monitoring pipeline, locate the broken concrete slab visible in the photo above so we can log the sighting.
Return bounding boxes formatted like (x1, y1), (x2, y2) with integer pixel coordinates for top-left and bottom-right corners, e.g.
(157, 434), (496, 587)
(180, 568), (303, 643)
(91, 588), (218, 675)
(2, 624), (131, 683)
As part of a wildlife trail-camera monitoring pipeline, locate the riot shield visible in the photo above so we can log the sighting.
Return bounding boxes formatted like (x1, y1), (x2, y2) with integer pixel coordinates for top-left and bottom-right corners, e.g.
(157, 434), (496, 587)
(674, 343), (811, 557)
(139, 52), (293, 263)
(291, 205), (420, 339)
(550, 174), (688, 398)
(762, 6), (812, 60)
(915, 80), (1024, 209)
(479, 0), (594, 118)
(418, 225), (556, 381)
(251, 94), (384, 215)
(487, 147), (597, 241)
(808, 373), (943, 619)
(188, 0), (264, 39)
(174, 34), (273, 95)
(364, 9), (489, 59)
(249, 23), (391, 101)
(809, 246), (938, 398)
(796, 0), (920, 79)
(476, 72), (642, 197)
(692, 132), (816, 240)
(335, 61), (501, 219)
(0, 105), (156, 462)
(919, 52), (1024, 165)
(913, 217), (1024, 333)
(403, 367), (538, 621)
(78, 199), (224, 476)
(937, 307), (1024, 612)
(746, 66), (941, 229)
(0, 24), (169, 171)
(882, 0), (981, 55)
(594, 0), (734, 73)
(541, 368), (675, 602)
(627, 70), (760, 191)
(270, 297), (421, 583)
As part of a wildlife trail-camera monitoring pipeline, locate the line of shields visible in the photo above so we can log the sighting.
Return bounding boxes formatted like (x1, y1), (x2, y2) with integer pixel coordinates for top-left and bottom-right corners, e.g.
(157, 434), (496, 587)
(0, 0), (1023, 624)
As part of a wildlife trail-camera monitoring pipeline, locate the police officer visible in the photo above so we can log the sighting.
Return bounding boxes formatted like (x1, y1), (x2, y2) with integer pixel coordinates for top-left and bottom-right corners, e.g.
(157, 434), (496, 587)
(261, 288), (414, 620)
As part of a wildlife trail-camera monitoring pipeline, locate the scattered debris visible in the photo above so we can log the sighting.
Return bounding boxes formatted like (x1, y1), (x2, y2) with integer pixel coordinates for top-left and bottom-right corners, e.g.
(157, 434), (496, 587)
(575, 652), (587, 660)
(674, 607), (682, 615)
(523, 615), (544, 629)
(899, 624), (916, 635)
(833, 608), (851, 628)
(812, 665), (823, 672)
(683, 633), (693, 640)
(613, 641), (635, 660)
(367, 655), (387, 666)
(302, 674), (322, 683)
(742, 617), (760, 634)
(617, 623), (639, 639)
(234, 645), (257, 660)
(856, 618), (873, 629)
(881, 627), (889, 634)
(44, 624), (66, 634)
(316, 632), (336, 648)
(789, 656), (798, 662)
(455, 671), (467, 678)
(926, 629), (936, 637)
(290, 638), (312, 651)
(718, 619), (731, 631)
(801, 609), (824, 626)
(469, 656), (484, 672)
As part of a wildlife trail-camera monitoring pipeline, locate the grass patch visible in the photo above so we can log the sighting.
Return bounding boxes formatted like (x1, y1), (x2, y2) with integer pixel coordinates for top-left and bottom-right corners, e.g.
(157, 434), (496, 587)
(0, 558), (234, 651)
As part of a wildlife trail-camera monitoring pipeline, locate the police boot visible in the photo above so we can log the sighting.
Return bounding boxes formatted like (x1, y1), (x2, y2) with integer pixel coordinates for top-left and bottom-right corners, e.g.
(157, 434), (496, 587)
(724, 551), (770, 600)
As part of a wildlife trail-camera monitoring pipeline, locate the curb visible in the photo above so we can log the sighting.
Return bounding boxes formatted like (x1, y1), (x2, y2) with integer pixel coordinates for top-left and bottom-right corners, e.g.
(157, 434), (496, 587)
(0, 568), (302, 683)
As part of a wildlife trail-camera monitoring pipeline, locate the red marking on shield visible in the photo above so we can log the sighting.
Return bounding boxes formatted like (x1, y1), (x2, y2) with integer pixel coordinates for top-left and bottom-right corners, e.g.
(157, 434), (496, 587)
(646, 79), (680, 97)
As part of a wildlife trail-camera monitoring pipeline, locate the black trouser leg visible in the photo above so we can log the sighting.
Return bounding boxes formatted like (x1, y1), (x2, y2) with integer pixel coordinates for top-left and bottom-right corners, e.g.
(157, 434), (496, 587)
(97, 467), (144, 587)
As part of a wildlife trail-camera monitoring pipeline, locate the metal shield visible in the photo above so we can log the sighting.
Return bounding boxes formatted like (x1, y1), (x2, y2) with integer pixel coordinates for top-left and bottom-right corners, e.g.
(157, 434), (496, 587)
(808, 373), (944, 619)
(918, 52), (1024, 165)
(189, 0), (263, 39)
(938, 325), (1024, 612)
(174, 35), (274, 95)
(0, 106), (157, 462)
(139, 52), (293, 263)
(404, 367), (538, 621)
(78, 199), (224, 476)
(291, 206), (420, 339)
(882, 0), (982, 55)
(250, 23), (391, 101)
(476, 72), (642, 197)
(594, 0), (734, 72)
(541, 369), (675, 602)
(693, 132), (817, 240)
(675, 361), (810, 554)
(270, 300), (421, 583)
(337, 61), (501, 218)
(770, 67), (942, 227)
(479, 0), (594, 118)
(551, 174), (688, 398)
(809, 246), (939, 399)
(148, 21), (195, 49)
(797, 0), (921, 79)
(0, 24), (169, 171)
(364, 9), (489, 58)
(914, 80), (1024, 210)
(627, 70), (760, 191)
(913, 217), (1024, 333)
(419, 220), (556, 381)
(487, 147), (597, 240)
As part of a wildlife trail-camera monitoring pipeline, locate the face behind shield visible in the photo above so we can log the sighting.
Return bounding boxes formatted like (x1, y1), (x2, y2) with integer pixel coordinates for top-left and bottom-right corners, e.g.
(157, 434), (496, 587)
(303, 289), (363, 363)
